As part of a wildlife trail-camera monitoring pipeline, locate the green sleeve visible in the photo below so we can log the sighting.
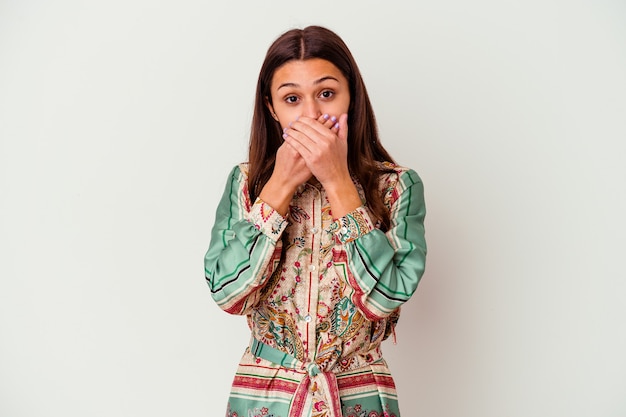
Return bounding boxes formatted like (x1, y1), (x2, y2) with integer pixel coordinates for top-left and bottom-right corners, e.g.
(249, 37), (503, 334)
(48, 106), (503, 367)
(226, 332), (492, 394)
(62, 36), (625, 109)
(337, 169), (427, 319)
(204, 165), (288, 315)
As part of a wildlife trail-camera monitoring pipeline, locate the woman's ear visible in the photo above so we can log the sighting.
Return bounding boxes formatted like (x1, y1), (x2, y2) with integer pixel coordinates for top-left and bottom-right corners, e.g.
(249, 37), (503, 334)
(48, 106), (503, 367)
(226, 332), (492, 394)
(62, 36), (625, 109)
(265, 97), (279, 122)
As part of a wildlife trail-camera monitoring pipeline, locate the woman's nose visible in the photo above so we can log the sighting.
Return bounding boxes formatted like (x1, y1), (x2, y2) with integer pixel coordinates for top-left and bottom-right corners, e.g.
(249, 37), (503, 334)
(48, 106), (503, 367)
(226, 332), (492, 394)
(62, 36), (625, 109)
(301, 100), (321, 119)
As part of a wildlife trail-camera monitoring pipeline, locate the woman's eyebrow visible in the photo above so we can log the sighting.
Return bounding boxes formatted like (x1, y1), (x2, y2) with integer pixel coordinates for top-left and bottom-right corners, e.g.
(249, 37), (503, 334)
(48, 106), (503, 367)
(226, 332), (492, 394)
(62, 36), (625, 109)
(277, 82), (298, 90)
(277, 76), (340, 91)
(314, 75), (339, 85)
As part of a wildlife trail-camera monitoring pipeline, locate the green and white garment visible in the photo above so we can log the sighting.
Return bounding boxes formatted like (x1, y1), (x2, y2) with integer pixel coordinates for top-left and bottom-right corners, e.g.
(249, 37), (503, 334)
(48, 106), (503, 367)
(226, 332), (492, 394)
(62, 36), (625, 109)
(205, 162), (427, 417)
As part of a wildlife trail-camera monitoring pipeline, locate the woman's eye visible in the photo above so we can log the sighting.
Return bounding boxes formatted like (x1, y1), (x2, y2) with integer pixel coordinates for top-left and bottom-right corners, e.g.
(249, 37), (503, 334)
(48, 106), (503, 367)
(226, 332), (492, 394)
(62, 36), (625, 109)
(285, 96), (298, 103)
(320, 90), (334, 99)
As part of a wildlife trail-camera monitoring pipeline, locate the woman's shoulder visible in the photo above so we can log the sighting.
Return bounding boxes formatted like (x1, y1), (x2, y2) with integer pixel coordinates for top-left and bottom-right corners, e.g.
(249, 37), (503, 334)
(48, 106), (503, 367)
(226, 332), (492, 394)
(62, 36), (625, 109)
(223, 162), (250, 180)
(218, 164), (251, 198)
(375, 162), (424, 210)
(376, 161), (422, 185)
(237, 162), (250, 177)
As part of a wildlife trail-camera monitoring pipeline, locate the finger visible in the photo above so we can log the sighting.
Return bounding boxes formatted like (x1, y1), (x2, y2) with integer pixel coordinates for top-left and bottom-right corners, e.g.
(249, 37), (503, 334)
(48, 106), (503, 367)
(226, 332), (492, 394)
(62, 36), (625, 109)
(316, 114), (336, 131)
(330, 115), (340, 133)
(317, 114), (329, 124)
(283, 132), (313, 160)
(337, 113), (348, 141)
(283, 127), (315, 154)
(326, 115), (339, 130)
(289, 117), (335, 141)
(318, 114), (338, 130)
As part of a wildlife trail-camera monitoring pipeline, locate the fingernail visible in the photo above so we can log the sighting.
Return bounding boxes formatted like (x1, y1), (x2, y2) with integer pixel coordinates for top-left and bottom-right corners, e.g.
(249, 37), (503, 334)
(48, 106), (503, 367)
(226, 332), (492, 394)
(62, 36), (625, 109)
(323, 114), (329, 120)
(283, 127), (287, 133)
(333, 122), (339, 129)
(331, 116), (337, 122)
(282, 133), (288, 139)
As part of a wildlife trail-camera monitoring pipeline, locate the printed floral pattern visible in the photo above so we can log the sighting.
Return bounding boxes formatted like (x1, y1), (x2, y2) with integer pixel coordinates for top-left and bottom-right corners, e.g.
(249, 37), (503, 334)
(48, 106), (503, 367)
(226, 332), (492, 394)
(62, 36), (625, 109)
(206, 161), (427, 417)
(344, 403), (398, 417)
(227, 404), (280, 417)
(242, 165), (409, 373)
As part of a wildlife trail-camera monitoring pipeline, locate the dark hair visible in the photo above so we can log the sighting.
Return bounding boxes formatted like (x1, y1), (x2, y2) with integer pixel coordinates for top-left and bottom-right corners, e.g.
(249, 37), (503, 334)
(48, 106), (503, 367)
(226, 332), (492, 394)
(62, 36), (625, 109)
(248, 25), (396, 231)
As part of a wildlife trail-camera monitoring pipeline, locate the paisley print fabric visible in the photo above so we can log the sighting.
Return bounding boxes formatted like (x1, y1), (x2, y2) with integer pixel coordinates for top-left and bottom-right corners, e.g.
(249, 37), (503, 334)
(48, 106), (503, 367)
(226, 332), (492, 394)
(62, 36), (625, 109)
(205, 162), (426, 417)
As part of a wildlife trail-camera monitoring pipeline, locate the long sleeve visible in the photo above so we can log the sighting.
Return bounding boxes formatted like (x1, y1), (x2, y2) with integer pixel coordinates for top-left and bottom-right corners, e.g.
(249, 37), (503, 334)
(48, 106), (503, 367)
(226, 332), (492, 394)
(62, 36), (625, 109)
(336, 168), (427, 320)
(204, 165), (288, 315)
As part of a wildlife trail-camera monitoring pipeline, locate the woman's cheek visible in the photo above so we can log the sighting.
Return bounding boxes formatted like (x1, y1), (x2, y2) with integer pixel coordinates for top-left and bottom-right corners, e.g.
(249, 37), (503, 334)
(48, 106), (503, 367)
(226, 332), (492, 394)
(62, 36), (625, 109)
(277, 110), (298, 129)
(325, 103), (349, 119)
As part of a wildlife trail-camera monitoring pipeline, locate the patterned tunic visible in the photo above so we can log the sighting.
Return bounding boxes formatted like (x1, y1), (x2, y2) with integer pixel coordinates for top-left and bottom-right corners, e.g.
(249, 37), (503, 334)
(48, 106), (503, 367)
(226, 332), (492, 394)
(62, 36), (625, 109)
(204, 162), (426, 417)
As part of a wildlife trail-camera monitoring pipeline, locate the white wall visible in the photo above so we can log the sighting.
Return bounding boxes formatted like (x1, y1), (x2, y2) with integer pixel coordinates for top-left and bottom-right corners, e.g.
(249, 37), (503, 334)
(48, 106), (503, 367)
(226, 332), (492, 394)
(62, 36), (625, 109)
(1, 1), (625, 416)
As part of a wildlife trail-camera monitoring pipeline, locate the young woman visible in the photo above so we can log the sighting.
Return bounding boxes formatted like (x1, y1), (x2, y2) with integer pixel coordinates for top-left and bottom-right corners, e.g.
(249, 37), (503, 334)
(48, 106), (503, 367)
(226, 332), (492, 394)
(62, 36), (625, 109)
(205, 25), (427, 417)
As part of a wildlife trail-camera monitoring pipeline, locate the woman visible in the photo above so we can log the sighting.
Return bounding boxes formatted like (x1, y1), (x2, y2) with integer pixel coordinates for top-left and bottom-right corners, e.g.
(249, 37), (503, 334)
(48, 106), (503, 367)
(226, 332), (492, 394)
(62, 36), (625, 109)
(205, 25), (426, 417)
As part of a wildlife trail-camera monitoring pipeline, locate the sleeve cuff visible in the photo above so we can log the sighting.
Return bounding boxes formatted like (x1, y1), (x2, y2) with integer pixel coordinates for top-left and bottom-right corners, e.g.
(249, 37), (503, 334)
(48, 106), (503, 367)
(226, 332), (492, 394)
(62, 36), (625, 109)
(334, 206), (375, 244)
(247, 198), (288, 243)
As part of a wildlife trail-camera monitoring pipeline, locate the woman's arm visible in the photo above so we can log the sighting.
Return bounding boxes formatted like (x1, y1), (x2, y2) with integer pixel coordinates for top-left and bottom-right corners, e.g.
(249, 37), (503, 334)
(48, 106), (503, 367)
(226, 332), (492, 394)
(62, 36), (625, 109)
(337, 168), (427, 320)
(204, 165), (288, 315)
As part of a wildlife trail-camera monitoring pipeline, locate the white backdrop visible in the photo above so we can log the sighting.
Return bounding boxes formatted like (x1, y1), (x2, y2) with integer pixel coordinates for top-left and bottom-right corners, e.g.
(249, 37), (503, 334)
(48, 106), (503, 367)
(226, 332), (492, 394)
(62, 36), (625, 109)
(1, 1), (625, 416)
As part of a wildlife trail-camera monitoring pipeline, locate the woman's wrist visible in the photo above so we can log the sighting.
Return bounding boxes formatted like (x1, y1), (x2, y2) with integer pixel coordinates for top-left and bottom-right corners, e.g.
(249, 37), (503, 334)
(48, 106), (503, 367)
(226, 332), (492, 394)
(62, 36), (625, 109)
(259, 175), (298, 217)
(323, 176), (363, 219)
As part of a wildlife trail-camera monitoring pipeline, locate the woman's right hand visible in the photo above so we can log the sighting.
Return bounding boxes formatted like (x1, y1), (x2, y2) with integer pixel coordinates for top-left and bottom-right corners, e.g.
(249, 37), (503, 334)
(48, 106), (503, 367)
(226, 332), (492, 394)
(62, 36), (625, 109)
(273, 140), (313, 190)
(259, 145), (309, 217)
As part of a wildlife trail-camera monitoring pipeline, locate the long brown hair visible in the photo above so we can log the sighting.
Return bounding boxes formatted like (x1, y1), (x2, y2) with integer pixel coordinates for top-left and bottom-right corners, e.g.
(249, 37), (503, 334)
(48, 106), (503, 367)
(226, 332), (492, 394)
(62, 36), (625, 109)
(248, 25), (396, 231)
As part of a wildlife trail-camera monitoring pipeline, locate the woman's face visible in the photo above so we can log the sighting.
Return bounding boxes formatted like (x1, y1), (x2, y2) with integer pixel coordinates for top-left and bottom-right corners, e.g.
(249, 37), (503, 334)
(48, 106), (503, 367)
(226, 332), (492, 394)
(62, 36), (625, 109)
(267, 58), (350, 130)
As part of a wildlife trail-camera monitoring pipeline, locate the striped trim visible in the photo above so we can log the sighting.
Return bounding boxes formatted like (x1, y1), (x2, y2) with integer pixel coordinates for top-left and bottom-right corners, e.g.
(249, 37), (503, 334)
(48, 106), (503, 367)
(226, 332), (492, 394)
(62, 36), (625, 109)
(229, 392), (293, 405)
(232, 375), (298, 394)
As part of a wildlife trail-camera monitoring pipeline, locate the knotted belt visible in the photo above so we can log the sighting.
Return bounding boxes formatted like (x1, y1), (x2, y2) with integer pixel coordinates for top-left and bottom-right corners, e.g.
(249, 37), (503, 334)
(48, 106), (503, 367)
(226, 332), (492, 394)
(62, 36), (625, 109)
(250, 338), (343, 417)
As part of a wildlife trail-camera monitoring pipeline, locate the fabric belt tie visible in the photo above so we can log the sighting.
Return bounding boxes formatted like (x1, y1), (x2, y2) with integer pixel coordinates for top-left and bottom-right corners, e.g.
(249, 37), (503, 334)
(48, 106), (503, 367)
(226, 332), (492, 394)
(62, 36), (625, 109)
(250, 338), (343, 417)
